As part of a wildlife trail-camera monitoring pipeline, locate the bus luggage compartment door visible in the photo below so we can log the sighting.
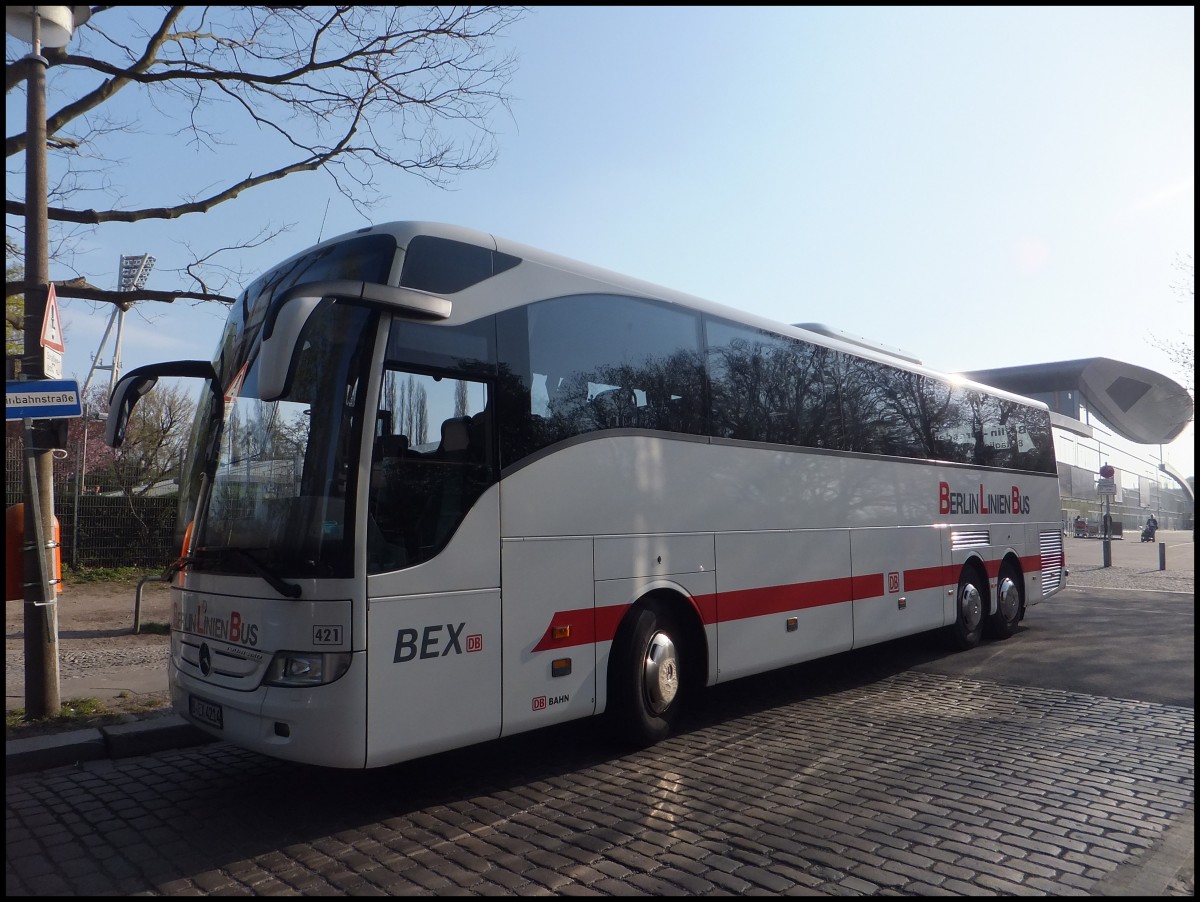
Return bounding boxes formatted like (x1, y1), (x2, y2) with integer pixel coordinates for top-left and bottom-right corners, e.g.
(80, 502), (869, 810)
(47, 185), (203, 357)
(849, 526), (945, 646)
(366, 588), (501, 767)
(500, 537), (597, 737)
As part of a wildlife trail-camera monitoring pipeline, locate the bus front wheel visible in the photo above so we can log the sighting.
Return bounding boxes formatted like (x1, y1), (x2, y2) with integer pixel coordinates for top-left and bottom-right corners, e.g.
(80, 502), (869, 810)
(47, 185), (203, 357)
(947, 568), (986, 650)
(608, 599), (685, 746)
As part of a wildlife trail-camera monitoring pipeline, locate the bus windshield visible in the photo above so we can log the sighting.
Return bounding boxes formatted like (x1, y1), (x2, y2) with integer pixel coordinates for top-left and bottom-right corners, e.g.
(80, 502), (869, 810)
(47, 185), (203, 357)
(184, 300), (377, 581)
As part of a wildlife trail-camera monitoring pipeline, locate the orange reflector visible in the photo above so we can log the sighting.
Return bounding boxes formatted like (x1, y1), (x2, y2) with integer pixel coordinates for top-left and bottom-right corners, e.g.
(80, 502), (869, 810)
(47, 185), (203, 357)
(551, 658), (572, 677)
(552, 624), (571, 640)
(786, 617), (798, 632)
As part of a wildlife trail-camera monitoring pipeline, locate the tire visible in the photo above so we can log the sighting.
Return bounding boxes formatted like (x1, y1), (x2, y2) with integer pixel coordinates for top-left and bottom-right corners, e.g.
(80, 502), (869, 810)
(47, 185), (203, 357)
(607, 599), (685, 747)
(985, 561), (1023, 641)
(946, 567), (986, 650)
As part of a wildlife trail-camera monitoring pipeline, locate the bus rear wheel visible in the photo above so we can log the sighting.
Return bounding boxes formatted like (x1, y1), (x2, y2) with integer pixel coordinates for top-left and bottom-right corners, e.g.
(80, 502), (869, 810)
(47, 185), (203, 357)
(947, 567), (986, 650)
(985, 561), (1023, 640)
(608, 599), (685, 746)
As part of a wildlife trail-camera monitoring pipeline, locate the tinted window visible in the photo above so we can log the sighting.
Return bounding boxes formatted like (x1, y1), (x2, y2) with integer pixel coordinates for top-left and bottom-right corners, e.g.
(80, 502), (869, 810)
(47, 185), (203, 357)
(400, 236), (521, 294)
(838, 355), (1056, 473)
(491, 299), (1054, 475)
(385, 316), (495, 377)
(706, 318), (845, 448)
(705, 316), (1055, 473)
(496, 294), (705, 465)
(367, 366), (493, 572)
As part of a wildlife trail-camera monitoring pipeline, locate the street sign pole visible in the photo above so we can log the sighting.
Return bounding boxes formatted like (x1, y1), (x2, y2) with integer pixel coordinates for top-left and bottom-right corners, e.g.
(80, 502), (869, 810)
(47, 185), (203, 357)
(1102, 496), (1111, 568)
(22, 418), (61, 715)
(6, 378), (80, 719)
(9, 5), (92, 722)
(20, 13), (60, 719)
(1098, 465), (1116, 569)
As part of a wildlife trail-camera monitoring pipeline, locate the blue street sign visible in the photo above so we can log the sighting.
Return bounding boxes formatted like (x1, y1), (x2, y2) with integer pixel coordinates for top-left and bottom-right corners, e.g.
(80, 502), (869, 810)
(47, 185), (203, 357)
(5, 380), (82, 421)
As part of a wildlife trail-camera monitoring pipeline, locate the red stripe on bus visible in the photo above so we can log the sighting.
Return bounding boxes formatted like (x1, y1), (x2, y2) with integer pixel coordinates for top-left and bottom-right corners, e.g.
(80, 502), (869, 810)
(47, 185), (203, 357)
(715, 576), (857, 622)
(531, 607), (598, 652)
(532, 553), (1053, 653)
(852, 573), (886, 600)
(694, 592), (719, 626)
(903, 564), (956, 592)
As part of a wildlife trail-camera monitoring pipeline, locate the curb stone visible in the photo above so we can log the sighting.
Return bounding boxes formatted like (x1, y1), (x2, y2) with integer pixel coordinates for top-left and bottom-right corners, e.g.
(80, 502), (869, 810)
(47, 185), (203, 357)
(5, 727), (107, 775)
(6, 714), (214, 775)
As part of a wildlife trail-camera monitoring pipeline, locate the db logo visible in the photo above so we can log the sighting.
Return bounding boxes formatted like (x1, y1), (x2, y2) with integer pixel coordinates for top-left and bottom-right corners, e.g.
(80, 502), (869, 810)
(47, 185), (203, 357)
(466, 634), (483, 653)
(888, 571), (901, 594)
(532, 696), (547, 711)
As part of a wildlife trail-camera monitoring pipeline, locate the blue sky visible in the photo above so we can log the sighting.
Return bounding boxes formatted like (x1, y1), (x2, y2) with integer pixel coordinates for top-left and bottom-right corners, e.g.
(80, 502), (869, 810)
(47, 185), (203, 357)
(9, 6), (1195, 473)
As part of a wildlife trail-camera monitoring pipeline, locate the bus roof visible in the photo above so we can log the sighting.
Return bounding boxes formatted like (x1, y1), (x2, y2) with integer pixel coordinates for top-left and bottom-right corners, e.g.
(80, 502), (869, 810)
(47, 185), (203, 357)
(304, 220), (1052, 413)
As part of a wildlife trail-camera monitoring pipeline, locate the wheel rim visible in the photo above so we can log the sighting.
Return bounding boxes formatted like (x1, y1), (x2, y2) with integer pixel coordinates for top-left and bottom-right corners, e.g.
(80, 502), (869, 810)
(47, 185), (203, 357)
(959, 582), (983, 633)
(997, 576), (1020, 622)
(642, 631), (679, 715)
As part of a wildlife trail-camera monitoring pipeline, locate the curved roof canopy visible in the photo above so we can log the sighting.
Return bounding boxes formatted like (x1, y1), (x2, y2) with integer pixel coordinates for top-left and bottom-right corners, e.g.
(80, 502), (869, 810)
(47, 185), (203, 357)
(962, 357), (1193, 445)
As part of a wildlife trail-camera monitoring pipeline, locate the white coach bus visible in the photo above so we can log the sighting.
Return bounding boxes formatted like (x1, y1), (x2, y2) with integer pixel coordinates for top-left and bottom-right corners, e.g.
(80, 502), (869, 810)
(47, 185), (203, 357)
(105, 222), (1067, 768)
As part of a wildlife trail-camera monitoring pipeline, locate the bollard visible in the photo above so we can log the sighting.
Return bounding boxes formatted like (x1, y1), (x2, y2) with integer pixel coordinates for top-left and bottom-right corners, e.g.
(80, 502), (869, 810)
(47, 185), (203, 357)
(134, 572), (170, 634)
(1158, 542), (1166, 571)
(1102, 538), (1111, 568)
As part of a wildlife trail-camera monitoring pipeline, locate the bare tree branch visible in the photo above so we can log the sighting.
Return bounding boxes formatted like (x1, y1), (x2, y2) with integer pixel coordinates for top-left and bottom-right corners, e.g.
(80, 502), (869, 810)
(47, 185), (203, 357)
(6, 6), (526, 307)
(6, 8), (186, 159)
(5, 277), (233, 307)
(7, 136), (351, 224)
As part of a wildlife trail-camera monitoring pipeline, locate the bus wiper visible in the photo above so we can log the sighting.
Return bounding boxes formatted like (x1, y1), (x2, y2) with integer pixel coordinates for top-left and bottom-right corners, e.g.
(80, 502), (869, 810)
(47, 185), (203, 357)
(233, 548), (302, 599)
(204, 546), (303, 599)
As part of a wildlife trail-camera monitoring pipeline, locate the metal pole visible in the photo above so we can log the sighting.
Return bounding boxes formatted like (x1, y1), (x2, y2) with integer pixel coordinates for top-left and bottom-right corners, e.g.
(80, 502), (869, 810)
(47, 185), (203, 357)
(72, 405), (90, 569)
(1159, 542), (1166, 572)
(109, 306), (125, 396)
(21, 14), (61, 719)
(1101, 496), (1111, 568)
(80, 306), (118, 399)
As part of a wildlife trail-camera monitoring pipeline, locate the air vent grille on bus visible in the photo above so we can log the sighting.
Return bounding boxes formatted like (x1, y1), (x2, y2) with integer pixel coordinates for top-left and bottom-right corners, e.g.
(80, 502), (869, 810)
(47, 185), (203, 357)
(1040, 531), (1065, 593)
(951, 530), (990, 550)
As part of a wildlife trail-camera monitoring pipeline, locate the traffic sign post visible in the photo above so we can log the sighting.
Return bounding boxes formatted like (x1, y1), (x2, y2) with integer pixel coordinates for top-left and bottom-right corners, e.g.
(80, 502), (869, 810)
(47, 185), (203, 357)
(10, 5), (91, 723)
(40, 283), (65, 378)
(1099, 465), (1115, 568)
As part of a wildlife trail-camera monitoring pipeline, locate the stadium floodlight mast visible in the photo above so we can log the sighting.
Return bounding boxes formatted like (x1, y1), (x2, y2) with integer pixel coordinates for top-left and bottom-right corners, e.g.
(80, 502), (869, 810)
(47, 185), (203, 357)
(83, 254), (157, 398)
(7, 5), (94, 719)
(118, 253), (156, 293)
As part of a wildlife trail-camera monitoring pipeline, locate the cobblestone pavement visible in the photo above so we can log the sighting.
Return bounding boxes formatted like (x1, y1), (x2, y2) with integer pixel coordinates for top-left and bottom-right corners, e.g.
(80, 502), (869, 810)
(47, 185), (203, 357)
(6, 644), (169, 685)
(6, 666), (1193, 896)
(1067, 563), (1195, 594)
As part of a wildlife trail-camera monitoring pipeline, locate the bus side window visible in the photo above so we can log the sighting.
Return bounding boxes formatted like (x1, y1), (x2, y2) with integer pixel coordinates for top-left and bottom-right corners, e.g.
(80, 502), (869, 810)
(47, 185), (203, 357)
(367, 432), (411, 572)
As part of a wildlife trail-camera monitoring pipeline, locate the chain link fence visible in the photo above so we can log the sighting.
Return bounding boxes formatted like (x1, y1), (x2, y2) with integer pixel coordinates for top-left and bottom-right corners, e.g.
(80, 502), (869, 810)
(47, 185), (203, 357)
(5, 431), (180, 571)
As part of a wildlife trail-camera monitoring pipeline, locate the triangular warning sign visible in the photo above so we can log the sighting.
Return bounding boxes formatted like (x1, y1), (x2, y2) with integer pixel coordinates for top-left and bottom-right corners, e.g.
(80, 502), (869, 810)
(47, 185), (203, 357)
(40, 283), (66, 353)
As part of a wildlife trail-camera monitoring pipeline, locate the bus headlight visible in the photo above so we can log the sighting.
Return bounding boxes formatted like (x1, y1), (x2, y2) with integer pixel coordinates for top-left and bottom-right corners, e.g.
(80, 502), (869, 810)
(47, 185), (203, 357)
(263, 651), (352, 687)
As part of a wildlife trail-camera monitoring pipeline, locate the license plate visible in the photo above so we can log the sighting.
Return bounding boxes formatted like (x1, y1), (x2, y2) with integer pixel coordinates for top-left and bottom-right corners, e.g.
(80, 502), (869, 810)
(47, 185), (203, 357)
(189, 695), (224, 730)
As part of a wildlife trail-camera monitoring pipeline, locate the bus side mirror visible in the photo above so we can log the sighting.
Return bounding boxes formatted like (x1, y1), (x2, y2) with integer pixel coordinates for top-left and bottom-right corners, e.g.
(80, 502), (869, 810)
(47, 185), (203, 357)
(259, 293), (324, 402)
(105, 373), (158, 448)
(104, 361), (220, 448)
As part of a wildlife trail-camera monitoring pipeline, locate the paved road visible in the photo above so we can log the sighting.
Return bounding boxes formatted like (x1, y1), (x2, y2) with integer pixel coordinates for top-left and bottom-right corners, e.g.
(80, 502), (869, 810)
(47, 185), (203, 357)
(6, 575), (1193, 895)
